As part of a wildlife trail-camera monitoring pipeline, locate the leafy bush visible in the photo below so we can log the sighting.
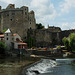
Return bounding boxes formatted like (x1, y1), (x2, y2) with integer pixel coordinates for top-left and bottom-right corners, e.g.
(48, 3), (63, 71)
(62, 33), (75, 52)
(0, 42), (6, 54)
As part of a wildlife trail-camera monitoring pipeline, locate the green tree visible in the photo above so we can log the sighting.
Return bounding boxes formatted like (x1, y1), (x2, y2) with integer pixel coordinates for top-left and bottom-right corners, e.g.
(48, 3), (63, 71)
(62, 33), (75, 52)
(36, 23), (44, 29)
(0, 42), (6, 54)
(69, 33), (75, 52)
(62, 37), (69, 50)
(3, 29), (7, 33)
(27, 31), (35, 48)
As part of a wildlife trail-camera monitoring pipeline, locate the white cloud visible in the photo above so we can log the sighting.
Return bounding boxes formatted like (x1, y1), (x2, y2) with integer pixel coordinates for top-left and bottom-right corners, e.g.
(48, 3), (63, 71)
(60, 0), (75, 13)
(58, 22), (75, 30)
(30, 0), (56, 26)
(0, 0), (15, 4)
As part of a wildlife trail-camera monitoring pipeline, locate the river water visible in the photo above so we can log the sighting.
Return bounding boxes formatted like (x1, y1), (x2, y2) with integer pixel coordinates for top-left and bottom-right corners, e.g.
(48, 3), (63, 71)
(25, 58), (75, 75)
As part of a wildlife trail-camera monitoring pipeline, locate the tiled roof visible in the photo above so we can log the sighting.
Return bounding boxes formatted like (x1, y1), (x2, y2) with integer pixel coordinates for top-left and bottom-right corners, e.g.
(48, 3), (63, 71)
(5, 29), (11, 33)
(16, 41), (27, 45)
(0, 35), (4, 37)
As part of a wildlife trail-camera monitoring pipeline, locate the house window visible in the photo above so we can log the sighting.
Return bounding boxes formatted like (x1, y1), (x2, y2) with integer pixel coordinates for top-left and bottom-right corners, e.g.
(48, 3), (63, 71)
(25, 12), (27, 15)
(7, 33), (8, 36)
(1, 38), (3, 41)
(7, 38), (8, 40)
(16, 38), (20, 41)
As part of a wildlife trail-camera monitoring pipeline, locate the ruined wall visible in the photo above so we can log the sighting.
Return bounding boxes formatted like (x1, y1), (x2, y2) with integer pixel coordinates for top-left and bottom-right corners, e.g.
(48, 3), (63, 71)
(35, 30), (52, 47)
(48, 26), (61, 32)
(28, 29), (60, 47)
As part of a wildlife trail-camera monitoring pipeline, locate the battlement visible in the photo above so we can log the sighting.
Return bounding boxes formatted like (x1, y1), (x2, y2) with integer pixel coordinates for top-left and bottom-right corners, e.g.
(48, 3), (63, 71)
(48, 26), (61, 32)
(6, 4), (15, 9)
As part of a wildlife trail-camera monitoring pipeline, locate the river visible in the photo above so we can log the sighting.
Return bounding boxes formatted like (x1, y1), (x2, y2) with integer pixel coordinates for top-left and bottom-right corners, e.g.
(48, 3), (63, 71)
(25, 58), (75, 75)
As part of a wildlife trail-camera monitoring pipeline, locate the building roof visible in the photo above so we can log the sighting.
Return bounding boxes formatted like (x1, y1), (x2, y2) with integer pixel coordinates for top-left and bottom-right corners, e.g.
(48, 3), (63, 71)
(19, 42), (27, 45)
(5, 29), (11, 33)
(16, 41), (27, 45)
(0, 33), (17, 37)
(29, 10), (34, 14)
(13, 33), (17, 36)
(0, 35), (4, 38)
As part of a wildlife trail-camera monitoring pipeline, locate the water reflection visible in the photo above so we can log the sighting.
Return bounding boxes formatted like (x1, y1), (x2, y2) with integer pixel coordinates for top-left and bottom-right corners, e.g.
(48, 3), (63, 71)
(40, 58), (75, 75)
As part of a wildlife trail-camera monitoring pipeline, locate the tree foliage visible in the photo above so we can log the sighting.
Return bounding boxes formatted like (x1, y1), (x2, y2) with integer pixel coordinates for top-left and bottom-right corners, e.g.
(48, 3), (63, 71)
(62, 37), (69, 50)
(36, 23), (44, 29)
(27, 31), (35, 48)
(0, 42), (6, 54)
(62, 33), (75, 52)
(3, 29), (7, 33)
(69, 33), (75, 51)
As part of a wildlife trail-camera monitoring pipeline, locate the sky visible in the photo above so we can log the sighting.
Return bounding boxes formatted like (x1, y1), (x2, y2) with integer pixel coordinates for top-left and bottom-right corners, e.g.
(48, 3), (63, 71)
(0, 0), (75, 30)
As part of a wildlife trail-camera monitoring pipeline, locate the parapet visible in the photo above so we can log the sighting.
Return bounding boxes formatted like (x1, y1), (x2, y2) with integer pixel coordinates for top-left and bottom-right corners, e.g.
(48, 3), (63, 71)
(29, 10), (34, 14)
(6, 4), (15, 9)
(48, 26), (61, 32)
(20, 6), (28, 9)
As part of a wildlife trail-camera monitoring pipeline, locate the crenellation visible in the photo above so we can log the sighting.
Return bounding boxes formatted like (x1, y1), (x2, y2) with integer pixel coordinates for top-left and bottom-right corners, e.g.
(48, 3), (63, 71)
(6, 4), (15, 9)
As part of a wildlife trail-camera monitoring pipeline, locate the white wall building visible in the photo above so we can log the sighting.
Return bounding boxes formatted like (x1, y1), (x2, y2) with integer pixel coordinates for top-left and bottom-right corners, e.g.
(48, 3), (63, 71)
(0, 29), (27, 50)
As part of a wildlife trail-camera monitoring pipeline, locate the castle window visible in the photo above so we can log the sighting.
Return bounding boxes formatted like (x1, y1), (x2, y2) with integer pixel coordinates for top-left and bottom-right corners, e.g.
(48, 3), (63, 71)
(10, 19), (12, 21)
(1, 38), (3, 41)
(7, 14), (9, 16)
(30, 19), (31, 21)
(30, 22), (31, 24)
(30, 27), (32, 29)
(12, 13), (15, 15)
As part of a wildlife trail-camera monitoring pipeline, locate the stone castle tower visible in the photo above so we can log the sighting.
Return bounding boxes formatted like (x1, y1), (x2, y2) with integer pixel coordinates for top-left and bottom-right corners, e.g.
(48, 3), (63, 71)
(0, 4), (36, 39)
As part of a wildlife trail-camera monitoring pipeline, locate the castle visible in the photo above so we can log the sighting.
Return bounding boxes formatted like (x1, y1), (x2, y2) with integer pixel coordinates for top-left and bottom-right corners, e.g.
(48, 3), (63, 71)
(0, 4), (36, 40)
(0, 4), (75, 48)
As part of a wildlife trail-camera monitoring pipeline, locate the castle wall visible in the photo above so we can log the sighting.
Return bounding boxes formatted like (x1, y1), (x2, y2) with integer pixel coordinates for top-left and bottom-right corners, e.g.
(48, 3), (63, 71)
(28, 29), (58, 47)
